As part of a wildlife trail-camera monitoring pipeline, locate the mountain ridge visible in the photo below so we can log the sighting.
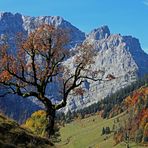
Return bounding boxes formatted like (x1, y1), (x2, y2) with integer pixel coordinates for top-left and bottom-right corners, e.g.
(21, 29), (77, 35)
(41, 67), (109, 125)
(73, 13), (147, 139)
(0, 12), (148, 121)
(0, 12), (85, 49)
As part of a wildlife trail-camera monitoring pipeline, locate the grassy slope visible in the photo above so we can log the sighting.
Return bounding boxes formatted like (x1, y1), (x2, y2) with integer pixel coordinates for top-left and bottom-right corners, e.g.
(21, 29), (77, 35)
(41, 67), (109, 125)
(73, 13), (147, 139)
(57, 113), (145, 148)
(0, 113), (53, 148)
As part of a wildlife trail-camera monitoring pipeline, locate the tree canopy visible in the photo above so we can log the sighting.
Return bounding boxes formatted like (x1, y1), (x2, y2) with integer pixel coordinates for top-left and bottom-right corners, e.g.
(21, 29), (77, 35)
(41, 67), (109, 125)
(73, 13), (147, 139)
(0, 24), (111, 137)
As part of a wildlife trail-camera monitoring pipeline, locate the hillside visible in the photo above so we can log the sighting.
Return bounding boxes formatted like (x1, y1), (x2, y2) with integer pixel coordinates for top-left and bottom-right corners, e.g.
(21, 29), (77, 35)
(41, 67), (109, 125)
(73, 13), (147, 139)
(56, 114), (146, 148)
(20, 86), (147, 148)
(57, 86), (148, 147)
(113, 86), (148, 145)
(0, 113), (53, 148)
(2, 85), (145, 147)
(58, 84), (148, 147)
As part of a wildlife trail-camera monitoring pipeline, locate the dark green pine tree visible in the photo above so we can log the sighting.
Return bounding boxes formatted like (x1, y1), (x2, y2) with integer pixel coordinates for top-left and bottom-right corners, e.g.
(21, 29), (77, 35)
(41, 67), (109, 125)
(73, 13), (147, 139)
(101, 127), (106, 135)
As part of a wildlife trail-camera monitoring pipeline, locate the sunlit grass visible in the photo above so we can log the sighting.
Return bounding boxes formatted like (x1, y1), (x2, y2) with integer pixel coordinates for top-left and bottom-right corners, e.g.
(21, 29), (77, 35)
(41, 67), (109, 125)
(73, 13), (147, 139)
(57, 113), (146, 148)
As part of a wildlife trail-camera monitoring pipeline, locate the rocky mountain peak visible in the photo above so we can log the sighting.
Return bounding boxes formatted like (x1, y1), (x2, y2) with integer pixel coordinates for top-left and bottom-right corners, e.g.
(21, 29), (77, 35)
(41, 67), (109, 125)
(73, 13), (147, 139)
(0, 12), (86, 49)
(123, 36), (148, 76)
(123, 36), (142, 52)
(0, 12), (148, 120)
(21, 14), (86, 48)
(87, 25), (110, 41)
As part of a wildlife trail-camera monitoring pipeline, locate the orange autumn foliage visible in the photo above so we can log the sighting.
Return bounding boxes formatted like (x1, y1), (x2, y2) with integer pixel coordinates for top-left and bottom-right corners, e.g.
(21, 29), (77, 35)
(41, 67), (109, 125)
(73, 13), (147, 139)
(143, 123), (148, 137)
(124, 87), (148, 107)
(140, 109), (148, 128)
(0, 70), (12, 82)
(122, 86), (148, 143)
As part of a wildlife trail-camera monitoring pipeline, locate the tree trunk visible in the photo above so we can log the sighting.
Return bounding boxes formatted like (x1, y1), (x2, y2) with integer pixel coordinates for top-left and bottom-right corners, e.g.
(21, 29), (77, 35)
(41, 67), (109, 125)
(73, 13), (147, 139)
(126, 143), (130, 148)
(45, 106), (56, 138)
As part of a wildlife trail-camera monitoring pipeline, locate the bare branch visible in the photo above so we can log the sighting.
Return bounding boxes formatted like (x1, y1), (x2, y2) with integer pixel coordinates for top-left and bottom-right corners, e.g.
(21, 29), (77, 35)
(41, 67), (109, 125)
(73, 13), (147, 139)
(6, 63), (36, 86)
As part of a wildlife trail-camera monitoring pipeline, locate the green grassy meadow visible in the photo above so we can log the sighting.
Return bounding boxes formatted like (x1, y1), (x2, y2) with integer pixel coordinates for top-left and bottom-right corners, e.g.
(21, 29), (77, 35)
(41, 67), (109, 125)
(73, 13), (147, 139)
(56, 113), (146, 148)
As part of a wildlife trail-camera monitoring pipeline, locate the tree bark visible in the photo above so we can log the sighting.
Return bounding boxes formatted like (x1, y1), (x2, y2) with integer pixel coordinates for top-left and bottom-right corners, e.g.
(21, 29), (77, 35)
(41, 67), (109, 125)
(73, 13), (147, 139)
(45, 106), (56, 138)
(126, 143), (130, 148)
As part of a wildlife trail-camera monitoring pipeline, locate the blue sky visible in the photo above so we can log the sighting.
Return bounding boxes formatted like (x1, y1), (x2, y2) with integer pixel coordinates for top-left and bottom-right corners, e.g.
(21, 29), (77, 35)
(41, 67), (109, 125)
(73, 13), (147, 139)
(0, 0), (148, 53)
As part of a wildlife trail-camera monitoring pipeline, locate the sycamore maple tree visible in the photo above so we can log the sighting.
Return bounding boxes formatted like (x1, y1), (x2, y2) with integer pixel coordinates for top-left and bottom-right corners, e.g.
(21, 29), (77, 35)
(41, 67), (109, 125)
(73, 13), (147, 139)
(0, 24), (114, 138)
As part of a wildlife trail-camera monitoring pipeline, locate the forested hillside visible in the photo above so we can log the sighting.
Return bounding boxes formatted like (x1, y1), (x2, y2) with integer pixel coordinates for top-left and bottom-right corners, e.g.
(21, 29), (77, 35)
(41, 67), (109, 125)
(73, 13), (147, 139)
(22, 84), (148, 147)
(56, 75), (148, 122)
(113, 86), (148, 146)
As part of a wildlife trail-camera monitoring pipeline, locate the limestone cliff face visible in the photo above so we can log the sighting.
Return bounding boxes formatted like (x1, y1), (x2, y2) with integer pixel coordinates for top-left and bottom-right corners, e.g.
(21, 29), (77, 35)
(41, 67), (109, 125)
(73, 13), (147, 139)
(86, 25), (110, 41)
(0, 12), (148, 120)
(0, 12), (85, 49)
(65, 32), (144, 112)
